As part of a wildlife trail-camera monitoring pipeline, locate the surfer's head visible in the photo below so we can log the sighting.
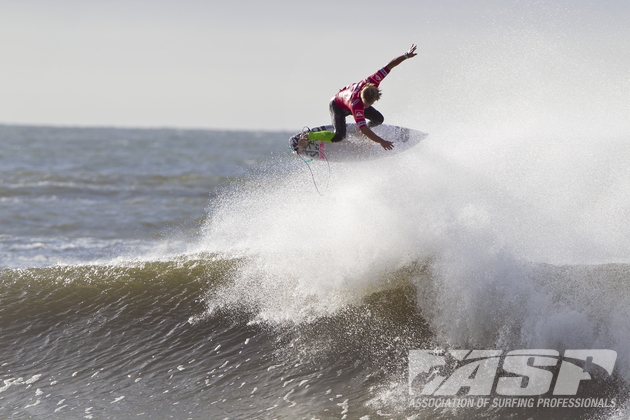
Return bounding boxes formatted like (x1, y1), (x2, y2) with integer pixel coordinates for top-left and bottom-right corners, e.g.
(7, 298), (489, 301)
(361, 83), (381, 107)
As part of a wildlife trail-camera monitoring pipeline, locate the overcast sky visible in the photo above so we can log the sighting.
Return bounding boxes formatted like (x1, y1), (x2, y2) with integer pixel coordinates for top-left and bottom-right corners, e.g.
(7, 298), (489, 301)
(1, 0), (628, 131)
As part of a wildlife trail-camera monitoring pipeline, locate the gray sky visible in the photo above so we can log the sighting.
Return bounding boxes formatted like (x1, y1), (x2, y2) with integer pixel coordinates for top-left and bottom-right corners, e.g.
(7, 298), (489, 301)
(1, 0), (628, 131)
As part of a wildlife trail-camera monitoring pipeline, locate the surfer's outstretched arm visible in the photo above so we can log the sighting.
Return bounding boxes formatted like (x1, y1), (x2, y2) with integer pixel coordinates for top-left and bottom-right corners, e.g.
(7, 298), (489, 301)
(385, 44), (417, 71)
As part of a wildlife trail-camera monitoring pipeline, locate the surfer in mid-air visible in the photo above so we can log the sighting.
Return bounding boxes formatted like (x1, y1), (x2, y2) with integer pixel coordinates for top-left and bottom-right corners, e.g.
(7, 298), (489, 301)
(296, 44), (418, 154)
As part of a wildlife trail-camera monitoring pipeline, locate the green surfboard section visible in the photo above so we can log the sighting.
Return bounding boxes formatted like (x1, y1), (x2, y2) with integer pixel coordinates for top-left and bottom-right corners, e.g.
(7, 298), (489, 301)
(307, 130), (335, 142)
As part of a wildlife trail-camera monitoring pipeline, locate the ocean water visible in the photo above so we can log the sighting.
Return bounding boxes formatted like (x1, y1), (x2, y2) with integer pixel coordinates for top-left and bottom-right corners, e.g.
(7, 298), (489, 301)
(1, 122), (629, 420)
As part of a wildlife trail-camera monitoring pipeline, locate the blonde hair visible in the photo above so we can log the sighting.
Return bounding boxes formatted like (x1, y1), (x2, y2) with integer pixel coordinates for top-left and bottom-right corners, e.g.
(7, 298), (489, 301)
(361, 83), (382, 105)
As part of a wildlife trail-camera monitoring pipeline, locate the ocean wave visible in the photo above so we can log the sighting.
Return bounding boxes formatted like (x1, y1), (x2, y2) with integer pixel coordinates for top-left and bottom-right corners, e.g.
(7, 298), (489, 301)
(1, 252), (628, 418)
(0, 254), (433, 419)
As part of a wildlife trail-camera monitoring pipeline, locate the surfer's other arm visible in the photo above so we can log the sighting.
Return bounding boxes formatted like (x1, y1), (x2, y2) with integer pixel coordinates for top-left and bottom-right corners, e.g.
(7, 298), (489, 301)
(359, 126), (394, 150)
(385, 44), (417, 71)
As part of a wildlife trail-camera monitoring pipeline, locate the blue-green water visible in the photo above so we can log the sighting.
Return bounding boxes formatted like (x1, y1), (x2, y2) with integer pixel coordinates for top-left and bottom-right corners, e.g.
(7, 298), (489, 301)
(0, 126), (281, 267)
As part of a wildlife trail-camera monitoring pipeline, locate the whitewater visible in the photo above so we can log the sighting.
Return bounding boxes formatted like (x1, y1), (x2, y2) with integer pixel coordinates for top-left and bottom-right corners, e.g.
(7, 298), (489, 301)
(2, 26), (630, 420)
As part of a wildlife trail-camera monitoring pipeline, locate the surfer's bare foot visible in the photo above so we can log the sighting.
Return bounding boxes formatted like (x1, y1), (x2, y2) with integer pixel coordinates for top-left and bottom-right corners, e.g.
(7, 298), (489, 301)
(297, 132), (309, 154)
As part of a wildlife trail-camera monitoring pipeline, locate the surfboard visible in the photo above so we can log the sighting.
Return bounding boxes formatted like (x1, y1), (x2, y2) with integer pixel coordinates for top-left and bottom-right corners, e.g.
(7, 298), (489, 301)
(288, 123), (427, 162)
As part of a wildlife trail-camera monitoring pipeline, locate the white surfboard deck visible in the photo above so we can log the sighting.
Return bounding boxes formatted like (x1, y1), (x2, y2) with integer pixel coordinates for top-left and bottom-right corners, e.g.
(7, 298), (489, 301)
(289, 124), (427, 162)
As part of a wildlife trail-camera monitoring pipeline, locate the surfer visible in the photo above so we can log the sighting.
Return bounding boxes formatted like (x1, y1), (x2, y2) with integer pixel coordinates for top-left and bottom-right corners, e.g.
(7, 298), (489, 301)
(297, 44), (417, 154)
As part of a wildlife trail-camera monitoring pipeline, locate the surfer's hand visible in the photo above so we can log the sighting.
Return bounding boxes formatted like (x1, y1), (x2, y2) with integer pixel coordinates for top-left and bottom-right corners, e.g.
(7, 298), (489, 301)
(380, 139), (394, 150)
(405, 44), (417, 59)
(386, 44), (418, 71)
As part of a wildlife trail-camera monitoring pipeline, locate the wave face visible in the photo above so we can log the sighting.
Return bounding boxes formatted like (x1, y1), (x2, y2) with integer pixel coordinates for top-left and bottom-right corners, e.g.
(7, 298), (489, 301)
(0, 258), (435, 419)
(1, 255), (629, 419)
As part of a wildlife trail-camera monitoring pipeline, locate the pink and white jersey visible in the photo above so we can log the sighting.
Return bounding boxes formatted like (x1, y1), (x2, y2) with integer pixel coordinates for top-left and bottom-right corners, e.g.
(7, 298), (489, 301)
(332, 67), (389, 127)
